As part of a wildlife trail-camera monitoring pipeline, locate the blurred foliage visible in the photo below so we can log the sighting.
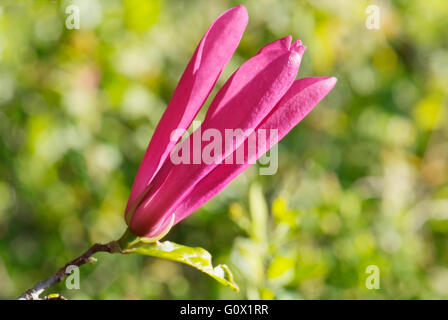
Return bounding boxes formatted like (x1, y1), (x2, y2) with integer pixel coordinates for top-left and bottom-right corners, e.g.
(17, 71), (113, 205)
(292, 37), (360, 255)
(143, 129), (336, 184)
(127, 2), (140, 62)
(1, 0), (448, 299)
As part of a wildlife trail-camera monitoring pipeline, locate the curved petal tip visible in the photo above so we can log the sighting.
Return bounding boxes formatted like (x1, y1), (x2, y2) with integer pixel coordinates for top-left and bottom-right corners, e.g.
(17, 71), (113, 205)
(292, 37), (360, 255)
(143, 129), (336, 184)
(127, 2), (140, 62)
(226, 5), (249, 24)
(288, 41), (306, 66)
(322, 76), (338, 90)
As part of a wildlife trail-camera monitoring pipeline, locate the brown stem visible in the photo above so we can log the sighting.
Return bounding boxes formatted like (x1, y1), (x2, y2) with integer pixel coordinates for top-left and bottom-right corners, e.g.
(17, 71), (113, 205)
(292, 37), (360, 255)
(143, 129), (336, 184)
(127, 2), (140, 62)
(18, 241), (122, 300)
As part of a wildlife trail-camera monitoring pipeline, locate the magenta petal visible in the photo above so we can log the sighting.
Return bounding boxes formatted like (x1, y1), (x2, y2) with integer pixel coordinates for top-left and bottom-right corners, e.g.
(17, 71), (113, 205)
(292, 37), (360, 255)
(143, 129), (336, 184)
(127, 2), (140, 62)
(125, 5), (248, 220)
(129, 38), (306, 237)
(204, 36), (305, 123)
(172, 77), (337, 223)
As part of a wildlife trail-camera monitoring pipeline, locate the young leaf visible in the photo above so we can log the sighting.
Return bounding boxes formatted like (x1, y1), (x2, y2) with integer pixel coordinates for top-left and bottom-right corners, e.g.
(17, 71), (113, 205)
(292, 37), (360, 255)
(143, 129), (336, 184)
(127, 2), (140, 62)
(124, 241), (239, 292)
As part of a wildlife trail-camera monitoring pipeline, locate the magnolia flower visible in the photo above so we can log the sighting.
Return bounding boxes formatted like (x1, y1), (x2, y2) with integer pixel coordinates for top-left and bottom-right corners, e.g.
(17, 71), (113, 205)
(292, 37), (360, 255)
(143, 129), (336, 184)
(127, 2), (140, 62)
(124, 5), (337, 239)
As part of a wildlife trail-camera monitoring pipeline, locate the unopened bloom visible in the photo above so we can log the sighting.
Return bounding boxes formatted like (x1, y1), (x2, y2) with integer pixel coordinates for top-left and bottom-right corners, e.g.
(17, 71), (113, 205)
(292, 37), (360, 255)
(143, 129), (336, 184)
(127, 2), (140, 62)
(124, 5), (337, 239)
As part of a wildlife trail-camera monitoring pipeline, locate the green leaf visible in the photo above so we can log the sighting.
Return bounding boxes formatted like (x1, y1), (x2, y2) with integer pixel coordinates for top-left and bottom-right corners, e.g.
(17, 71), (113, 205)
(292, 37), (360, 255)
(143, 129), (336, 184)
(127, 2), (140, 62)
(125, 241), (239, 292)
(249, 183), (268, 244)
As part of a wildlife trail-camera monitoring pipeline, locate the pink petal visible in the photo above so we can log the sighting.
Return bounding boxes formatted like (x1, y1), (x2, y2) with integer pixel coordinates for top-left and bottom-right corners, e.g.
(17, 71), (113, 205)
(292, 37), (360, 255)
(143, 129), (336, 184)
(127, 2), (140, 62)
(125, 5), (248, 221)
(129, 38), (306, 237)
(173, 76), (337, 223)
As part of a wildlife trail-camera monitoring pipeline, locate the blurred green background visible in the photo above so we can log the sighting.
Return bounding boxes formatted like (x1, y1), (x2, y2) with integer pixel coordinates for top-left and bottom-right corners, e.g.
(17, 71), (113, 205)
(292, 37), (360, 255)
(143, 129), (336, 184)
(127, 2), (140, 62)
(1, 0), (448, 299)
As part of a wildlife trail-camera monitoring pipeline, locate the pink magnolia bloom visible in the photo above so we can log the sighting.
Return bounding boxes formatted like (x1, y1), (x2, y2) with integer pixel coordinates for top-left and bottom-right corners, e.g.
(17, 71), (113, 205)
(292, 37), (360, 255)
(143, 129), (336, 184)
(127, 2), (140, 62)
(124, 5), (337, 238)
